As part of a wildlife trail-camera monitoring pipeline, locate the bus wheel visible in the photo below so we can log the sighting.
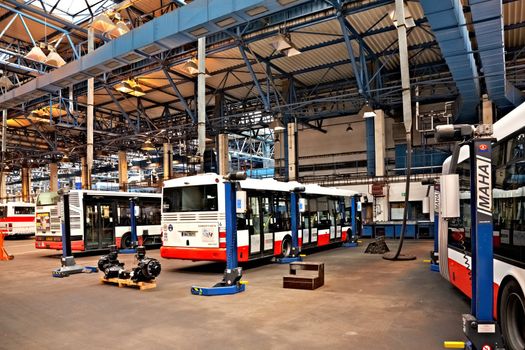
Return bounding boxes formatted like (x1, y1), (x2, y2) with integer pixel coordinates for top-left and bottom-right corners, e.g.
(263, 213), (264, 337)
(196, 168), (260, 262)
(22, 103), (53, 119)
(281, 237), (292, 258)
(120, 233), (131, 249)
(500, 280), (525, 350)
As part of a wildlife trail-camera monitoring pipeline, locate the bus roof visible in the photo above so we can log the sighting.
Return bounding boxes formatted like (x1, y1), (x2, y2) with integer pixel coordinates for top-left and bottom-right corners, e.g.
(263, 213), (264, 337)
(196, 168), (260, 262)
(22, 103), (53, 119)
(443, 101), (525, 172)
(163, 173), (360, 197)
(37, 190), (161, 199)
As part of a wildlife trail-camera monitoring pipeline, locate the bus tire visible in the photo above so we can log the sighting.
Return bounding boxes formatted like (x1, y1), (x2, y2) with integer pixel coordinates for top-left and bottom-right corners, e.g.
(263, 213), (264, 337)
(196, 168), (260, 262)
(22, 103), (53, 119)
(500, 279), (525, 350)
(281, 236), (292, 258)
(120, 233), (131, 249)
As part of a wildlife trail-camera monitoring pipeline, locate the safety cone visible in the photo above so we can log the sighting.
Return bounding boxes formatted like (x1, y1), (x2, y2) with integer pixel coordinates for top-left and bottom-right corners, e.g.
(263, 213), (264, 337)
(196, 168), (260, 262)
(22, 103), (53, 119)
(0, 233), (14, 261)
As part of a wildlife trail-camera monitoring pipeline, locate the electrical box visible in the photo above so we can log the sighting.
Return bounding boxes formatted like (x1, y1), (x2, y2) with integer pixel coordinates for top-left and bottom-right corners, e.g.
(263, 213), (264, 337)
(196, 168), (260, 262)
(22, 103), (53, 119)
(440, 174), (460, 218)
(236, 191), (247, 213)
(298, 198), (307, 213)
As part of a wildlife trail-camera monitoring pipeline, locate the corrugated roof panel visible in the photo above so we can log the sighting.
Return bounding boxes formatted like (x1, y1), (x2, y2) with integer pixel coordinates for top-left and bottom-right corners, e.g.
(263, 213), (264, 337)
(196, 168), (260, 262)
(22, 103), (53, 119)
(295, 64), (353, 86)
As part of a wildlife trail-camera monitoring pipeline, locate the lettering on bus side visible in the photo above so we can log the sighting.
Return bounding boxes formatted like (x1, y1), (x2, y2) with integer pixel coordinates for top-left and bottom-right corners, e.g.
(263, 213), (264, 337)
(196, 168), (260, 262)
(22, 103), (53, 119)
(476, 154), (492, 218)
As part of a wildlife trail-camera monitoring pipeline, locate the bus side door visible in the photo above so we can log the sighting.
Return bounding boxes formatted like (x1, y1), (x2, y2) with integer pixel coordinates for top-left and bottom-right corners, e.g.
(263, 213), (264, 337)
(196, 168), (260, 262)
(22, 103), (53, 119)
(248, 195), (263, 258)
(85, 200), (116, 250)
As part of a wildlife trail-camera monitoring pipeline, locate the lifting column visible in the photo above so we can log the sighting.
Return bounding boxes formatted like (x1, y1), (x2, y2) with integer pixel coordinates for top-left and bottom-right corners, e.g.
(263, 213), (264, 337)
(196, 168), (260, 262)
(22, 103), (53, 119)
(49, 162), (58, 192)
(118, 150), (128, 191)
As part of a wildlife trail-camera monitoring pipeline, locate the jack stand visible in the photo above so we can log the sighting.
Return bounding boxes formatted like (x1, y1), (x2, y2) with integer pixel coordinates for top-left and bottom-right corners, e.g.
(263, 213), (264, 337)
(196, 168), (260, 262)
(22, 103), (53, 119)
(191, 267), (246, 296)
(52, 256), (85, 278)
(275, 247), (302, 264)
(191, 173), (247, 296)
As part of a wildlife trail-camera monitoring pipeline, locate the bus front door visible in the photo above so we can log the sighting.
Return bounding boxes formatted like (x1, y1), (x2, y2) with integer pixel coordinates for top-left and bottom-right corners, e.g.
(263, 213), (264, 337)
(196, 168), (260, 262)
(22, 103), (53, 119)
(85, 201), (115, 250)
(248, 196), (262, 258)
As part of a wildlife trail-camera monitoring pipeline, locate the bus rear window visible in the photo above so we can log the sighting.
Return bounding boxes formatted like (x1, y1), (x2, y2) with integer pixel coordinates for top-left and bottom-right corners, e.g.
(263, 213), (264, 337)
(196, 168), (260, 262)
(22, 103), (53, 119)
(14, 206), (34, 215)
(0, 206), (6, 218)
(163, 185), (218, 212)
(36, 192), (59, 206)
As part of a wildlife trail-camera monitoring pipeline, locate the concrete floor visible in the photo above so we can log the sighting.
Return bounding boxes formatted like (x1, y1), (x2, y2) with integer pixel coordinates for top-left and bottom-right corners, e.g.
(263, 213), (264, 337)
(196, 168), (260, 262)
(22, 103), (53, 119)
(0, 238), (469, 350)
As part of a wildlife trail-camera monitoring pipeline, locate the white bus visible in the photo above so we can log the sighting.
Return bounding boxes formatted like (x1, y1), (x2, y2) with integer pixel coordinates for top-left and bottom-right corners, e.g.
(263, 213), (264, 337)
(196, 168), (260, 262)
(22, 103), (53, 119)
(35, 190), (162, 252)
(160, 174), (358, 262)
(0, 202), (35, 237)
(439, 101), (525, 350)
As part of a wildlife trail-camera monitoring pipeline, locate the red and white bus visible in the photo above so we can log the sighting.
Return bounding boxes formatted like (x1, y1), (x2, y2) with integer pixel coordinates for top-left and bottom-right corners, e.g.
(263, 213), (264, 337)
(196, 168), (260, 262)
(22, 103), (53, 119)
(34, 190), (162, 252)
(0, 202), (35, 237)
(439, 101), (525, 350)
(160, 174), (358, 262)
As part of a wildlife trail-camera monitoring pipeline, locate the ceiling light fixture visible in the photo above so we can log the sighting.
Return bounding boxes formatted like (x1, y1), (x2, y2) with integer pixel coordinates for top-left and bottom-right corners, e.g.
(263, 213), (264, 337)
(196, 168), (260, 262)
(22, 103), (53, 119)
(270, 33), (301, 57)
(141, 139), (155, 151)
(0, 75), (13, 90)
(183, 58), (199, 75)
(91, 12), (117, 33)
(45, 48), (66, 67)
(25, 46), (47, 63)
(128, 84), (145, 97)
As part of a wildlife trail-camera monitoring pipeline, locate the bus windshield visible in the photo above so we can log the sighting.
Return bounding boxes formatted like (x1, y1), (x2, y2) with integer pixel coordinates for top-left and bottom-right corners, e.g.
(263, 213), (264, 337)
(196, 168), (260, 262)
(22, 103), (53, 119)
(163, 185), (218, 212)
(36, 192), (59, 206)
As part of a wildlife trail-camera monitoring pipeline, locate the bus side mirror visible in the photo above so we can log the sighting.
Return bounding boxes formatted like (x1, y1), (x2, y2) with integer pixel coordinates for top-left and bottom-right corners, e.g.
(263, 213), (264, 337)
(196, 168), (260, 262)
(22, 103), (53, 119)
(236, 191), (247, 213)
(440, 174), (460, 218)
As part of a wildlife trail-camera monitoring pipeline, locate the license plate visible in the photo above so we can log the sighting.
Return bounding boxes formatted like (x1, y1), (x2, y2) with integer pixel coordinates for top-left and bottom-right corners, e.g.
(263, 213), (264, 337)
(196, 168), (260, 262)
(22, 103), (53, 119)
(181, 231), (196, 237)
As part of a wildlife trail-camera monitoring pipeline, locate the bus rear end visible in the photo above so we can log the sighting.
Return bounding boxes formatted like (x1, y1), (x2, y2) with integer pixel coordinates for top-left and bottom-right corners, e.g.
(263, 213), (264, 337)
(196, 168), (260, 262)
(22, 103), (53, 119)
(160, 176), (226, 261)
(0, 203), (35, 237)
(34, 192), (63, 249)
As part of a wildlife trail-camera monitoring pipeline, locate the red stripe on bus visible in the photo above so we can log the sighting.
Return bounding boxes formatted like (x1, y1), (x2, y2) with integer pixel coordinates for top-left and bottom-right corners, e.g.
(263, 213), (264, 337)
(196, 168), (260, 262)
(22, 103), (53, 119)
(0, 217), (35, 223)
(447, 258), (500, 319)
(35, 240), (85, 251)
(160, 246), (250, 262)
(317, 233), (330, 246)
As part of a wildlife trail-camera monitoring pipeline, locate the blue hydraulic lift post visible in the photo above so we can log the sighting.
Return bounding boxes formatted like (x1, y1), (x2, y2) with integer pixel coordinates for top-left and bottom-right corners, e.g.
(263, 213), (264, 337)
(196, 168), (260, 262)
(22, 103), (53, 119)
(431, 183), (440, 272)
(276, 189), (303, 263)
(191, 173), (246, 296)
(343, 195), (359, 247)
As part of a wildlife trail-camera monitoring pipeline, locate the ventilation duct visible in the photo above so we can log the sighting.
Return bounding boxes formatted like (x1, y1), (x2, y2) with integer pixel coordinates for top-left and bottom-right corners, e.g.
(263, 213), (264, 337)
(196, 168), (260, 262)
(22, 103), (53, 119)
(420, 0), (480, 123)
(470, 0), (524, 109)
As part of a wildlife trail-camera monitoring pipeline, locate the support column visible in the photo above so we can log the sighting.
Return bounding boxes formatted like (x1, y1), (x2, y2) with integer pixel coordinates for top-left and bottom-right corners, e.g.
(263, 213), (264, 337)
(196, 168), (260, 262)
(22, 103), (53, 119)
(86, 27), (94, 190)
(482, 94), (493, 125)
(81, 156), (89, 190)
(21, 166), (30, 202)
(365, 116), (375, 176)
(49, 162), (58, 192)
(374, 109), (386, 177)
(118, 150), (128, 191)
(163, 143), (173, 180)
(287, 122), (297, 181)
(0, 172), (6, 203)
(197, 36), (206, 173)
(218, 134), (229, 176)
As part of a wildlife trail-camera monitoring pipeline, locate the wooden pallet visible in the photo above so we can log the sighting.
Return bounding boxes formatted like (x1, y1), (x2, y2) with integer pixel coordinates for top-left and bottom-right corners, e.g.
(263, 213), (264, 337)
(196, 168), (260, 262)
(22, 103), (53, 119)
(283, 262), (324, 290)
(100, 277), (157, 291)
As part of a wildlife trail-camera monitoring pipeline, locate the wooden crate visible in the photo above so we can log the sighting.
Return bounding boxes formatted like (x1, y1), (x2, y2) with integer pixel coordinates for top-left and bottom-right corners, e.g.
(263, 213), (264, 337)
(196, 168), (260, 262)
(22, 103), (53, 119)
(283, 262), (324, 290)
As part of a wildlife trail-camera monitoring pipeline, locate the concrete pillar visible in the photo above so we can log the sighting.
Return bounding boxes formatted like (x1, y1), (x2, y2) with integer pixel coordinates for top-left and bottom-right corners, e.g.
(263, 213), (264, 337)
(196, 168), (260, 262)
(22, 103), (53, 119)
(49, 162), (58, 192)
(86, 27), (94, 190)
(482, 94), (493, 125)
(365, 117), (375, 176)
(81, 156), (89, 190)
(287, 122), (297, 181)
(374, 109), (386, 177)
(21, 166), (30, 202)
(218, 134), (229, 176)
(118, 150), (128, 191)
(0, 172), (6, 203)
(197, 36), (206, 173)
(163, 143), (173, 180)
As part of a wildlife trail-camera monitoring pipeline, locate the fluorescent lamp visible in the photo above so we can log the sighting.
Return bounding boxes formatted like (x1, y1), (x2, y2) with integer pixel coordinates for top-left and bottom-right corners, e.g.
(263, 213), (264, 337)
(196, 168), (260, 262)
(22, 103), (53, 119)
(25, 46), (47, 63)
